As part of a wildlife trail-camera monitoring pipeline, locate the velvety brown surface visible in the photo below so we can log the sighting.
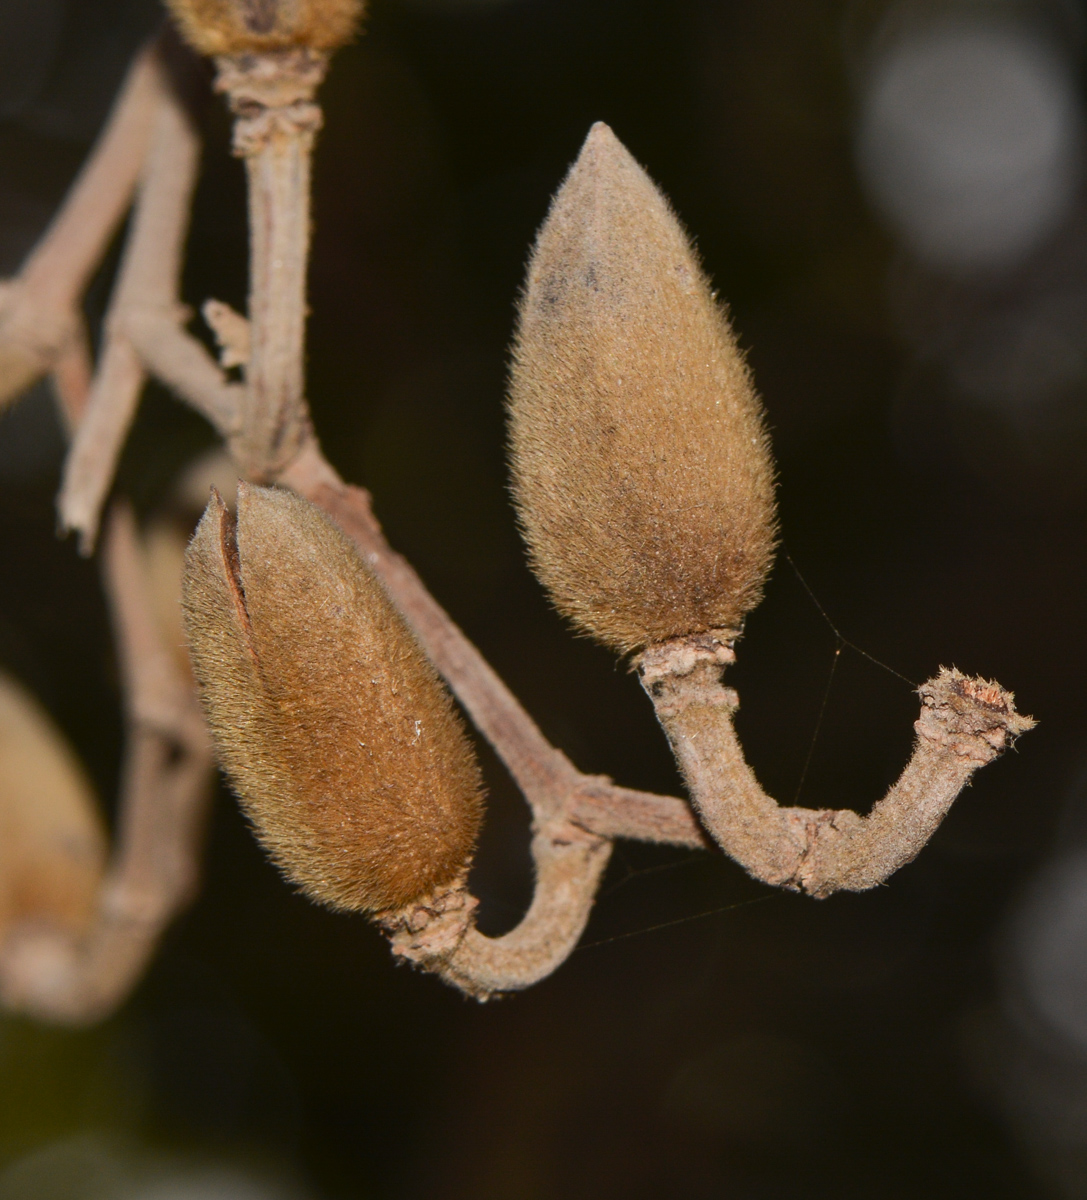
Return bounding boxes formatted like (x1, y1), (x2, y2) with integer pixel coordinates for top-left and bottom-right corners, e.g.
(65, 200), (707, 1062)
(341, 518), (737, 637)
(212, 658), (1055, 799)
(509, 123), (777, 654)
(182, 484), (483, 913)
(165, 0), (363, 55)
(0, 672), (105, 937)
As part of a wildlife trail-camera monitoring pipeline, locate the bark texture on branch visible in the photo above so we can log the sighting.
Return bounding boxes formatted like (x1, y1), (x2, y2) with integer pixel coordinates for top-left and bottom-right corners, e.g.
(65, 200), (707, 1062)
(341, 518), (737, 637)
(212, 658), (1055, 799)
(378, 821), (612, 999)
(216, 49), (327, 478)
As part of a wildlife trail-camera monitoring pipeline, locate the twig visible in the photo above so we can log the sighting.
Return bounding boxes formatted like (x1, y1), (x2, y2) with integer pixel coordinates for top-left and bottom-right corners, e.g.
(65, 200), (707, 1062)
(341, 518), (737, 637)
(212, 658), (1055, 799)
(0, 42), (162, 410)
(49, 327), (94, 435)
(215, 49), (327, 478)
(0, 505), (213, 1023)
(58, 68), (204, 551)
(379, 822), (614, 997)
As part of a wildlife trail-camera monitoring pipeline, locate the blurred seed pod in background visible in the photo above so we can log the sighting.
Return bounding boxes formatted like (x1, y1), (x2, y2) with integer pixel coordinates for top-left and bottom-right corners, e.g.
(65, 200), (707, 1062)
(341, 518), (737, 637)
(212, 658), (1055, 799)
(164, 0), (364, 56)
(0, 672), (106, 938)
(182, 484), (484, 914)
(508, 123), (778, 656)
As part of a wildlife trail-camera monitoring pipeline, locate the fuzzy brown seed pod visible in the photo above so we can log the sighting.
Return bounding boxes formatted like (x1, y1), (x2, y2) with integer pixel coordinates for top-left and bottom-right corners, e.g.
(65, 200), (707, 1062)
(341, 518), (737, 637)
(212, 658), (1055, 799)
(164, 0), (363, 56)
(508, 122), (778, 655)
(0, 673), (106, 937)
(182, 483), (484, 913)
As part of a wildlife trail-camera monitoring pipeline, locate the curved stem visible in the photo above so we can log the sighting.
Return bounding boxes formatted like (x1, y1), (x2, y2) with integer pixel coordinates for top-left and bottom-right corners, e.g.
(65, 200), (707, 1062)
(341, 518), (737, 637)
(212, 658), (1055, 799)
(380, 822), (613, 999)
(639, 637), (1034, 898)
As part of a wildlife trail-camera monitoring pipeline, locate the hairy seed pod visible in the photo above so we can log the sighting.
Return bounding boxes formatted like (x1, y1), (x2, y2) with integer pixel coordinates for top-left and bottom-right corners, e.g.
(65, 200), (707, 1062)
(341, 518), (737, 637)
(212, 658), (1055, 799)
(164, 0), (363, 56)
(0, 672), (106, 937)
(182, 484), (484, 913)
(508, 122), (778, 655)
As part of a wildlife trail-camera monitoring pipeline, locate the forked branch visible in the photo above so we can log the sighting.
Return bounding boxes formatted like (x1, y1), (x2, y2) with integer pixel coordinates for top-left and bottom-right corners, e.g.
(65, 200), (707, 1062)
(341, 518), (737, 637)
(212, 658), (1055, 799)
(59, 56), (239, 550)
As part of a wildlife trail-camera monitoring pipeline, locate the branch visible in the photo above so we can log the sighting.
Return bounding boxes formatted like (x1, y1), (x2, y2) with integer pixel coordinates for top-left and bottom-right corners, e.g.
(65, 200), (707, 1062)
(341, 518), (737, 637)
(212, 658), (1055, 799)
(379, 821), (614, 998)
(0, 505), (213, 1023)
(637, 636), (1035, 898)
(49, 326), (94, 434)
(0, 42), (162, 411)
(58, 68), (205, 551)
(215, 49), (327, 478)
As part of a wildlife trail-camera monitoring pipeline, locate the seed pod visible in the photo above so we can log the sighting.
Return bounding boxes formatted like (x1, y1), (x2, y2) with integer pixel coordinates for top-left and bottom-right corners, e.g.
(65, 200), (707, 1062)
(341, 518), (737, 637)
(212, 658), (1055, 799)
(508, 123), (778, 655)
(0, 672), (106, 937)
(164, 0), (363, 56)
(182, 484), (483, 913)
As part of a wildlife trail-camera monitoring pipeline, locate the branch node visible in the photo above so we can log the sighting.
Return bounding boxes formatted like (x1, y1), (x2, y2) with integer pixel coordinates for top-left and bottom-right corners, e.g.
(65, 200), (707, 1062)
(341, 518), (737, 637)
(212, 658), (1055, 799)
(376, 878), (477, 970)
(636, 632), (740, 715)
(636, 629), (739, 683)
(215, 49), (328, 158)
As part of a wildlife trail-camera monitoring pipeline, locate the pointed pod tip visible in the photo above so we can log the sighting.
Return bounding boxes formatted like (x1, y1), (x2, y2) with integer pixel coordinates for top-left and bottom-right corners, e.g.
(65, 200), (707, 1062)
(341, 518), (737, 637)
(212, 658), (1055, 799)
(574, 121), (636, 175)
(510, 118), (777, 654)
(193, 485), (230, 543)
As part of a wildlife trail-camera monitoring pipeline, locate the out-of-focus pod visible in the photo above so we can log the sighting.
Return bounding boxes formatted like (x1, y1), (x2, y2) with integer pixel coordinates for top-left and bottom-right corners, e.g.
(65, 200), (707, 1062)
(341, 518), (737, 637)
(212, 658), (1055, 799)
(0, 671), (106, 940)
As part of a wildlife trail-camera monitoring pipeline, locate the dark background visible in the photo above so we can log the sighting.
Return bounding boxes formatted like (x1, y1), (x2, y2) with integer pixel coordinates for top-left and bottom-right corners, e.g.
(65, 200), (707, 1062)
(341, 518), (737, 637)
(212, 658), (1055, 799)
(0, 0), (1085, 1196)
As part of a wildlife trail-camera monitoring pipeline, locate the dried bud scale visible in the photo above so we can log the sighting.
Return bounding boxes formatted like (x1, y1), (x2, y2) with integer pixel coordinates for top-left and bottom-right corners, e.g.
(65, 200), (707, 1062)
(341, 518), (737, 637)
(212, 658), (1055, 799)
(182, 484), (484, 913)
(164, 0), (363, 56)
(509, 123), (777, 655)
